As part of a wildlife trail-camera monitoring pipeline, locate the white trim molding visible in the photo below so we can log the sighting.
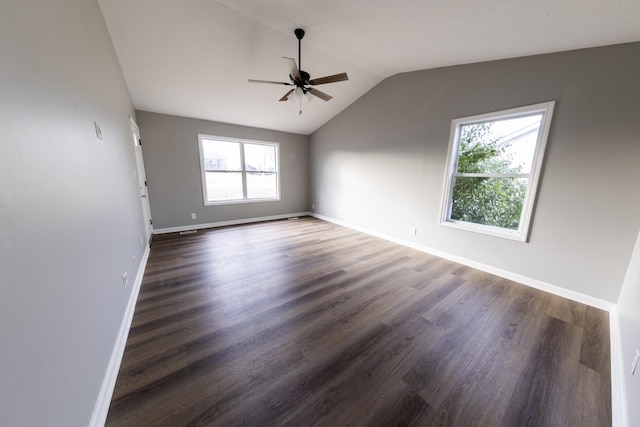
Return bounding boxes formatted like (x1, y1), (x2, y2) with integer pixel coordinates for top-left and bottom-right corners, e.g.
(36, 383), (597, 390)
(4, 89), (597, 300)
(313, 213), (612, 309)
(90, 244), (151, 427)
(153, 212), (312, 235)
(609, 307), (628, 427)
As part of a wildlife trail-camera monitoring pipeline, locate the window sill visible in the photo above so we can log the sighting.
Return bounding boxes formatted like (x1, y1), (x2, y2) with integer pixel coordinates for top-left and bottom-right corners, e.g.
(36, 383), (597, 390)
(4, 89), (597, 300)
(204, 197), (281, 207)
(439, 219), (528, 242)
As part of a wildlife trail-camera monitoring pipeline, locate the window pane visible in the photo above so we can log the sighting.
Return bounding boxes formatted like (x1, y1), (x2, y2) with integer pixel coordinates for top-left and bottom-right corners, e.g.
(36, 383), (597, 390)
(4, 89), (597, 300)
(202, 140), (241, 171)
(205, 172), (243, 201)
(457, 115), (543, 174)
(451, 176), (528, 230)
(246, 172), (277, 199)
(198, 135), (280, 205)
(244, 143), (276, 172)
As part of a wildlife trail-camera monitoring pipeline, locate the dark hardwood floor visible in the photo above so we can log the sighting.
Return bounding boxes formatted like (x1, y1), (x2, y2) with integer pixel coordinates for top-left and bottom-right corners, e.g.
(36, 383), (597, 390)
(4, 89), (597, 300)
(106, 217), (611, 426)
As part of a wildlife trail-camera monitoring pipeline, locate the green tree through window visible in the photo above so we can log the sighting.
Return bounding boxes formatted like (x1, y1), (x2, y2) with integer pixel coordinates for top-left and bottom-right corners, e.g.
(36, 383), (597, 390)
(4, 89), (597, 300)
(441, 101), (555, 241)
(451, 123), (527, 230)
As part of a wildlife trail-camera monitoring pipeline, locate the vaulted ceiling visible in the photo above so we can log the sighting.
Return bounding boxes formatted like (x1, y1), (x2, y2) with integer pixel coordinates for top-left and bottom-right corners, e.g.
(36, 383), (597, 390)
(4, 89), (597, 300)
(98, 0), (640, 135)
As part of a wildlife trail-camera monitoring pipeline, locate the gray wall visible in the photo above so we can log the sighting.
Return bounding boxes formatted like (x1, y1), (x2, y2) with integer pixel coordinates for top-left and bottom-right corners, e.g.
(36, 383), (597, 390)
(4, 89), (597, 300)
(0, 1), (147, 426)
(136, 111), (309, 230)
(310, 42), (640, 303)
(617, 229), (640, 425)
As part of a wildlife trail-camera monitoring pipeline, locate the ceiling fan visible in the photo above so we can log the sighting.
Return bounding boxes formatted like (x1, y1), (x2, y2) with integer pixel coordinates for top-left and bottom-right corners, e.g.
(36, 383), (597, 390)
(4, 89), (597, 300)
(248, 28), (348, 109)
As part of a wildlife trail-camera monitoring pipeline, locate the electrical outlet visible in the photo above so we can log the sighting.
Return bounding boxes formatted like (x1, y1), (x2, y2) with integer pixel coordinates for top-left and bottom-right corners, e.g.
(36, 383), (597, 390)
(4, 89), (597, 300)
(411, 227), (417, 236)
(122, 271), (128, 288)
(632, 349), (640, 375)
(191, 213), (197, 220)
(132, 255), (137, 267)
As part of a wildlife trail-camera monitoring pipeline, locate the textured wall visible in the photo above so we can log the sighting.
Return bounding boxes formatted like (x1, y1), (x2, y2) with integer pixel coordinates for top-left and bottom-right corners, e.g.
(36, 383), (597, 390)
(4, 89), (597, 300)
(310, 42), (640, 303)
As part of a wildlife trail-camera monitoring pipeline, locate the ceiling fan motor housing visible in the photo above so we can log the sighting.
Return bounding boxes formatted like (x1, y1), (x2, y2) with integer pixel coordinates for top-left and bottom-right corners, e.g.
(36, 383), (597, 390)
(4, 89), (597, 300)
(293, 70), (311, 86)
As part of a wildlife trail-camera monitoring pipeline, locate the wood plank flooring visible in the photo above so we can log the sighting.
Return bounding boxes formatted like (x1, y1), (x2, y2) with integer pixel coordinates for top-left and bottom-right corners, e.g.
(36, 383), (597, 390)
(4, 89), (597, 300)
(106, 217), (611, 426)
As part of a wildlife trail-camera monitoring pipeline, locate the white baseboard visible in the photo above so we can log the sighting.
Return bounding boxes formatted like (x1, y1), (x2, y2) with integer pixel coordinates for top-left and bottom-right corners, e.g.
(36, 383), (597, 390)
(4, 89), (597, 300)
(89, 244), (150, 427)
(311, 213), (614, 311)
(609, 307), (628, 427)
(153, 212), (312, 235)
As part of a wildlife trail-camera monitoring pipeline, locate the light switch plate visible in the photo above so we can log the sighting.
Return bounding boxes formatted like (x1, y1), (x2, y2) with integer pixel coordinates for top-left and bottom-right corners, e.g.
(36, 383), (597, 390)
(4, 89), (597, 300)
(94, 121), (102, 140)
(632, 349), (640, 375)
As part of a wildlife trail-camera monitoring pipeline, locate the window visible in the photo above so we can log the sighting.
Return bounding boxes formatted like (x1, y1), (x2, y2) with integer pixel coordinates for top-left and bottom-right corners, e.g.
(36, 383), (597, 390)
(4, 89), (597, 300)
(197, 135), (279, 205)
(440, 101), (555, 241)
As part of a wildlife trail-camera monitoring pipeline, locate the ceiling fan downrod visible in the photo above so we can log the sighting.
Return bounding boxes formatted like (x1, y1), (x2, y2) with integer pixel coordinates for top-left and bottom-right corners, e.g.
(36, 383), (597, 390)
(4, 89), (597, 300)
(295, 28), (305, 72)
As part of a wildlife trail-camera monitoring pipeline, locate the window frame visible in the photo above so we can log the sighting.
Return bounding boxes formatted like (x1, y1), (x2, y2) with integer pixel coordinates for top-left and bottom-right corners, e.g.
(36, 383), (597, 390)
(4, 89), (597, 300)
(440, 101), (555, 242)
(197, 134), (280, 206)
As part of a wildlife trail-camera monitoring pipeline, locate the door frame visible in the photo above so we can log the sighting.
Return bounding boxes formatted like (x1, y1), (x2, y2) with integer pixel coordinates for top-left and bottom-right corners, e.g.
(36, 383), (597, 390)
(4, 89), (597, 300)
(130, 116), (153, 243)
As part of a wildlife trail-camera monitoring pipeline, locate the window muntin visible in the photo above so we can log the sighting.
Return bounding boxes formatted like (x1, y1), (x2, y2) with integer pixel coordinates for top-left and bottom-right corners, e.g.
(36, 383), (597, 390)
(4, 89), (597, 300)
(198, 135), (280, 205)
(440, 101), (555, 241)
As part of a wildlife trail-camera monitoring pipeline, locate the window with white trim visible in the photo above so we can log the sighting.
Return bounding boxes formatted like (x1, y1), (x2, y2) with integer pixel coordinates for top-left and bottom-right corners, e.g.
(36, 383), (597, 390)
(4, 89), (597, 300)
(197, 135), (280, 205)
(440, 101), (555, 241)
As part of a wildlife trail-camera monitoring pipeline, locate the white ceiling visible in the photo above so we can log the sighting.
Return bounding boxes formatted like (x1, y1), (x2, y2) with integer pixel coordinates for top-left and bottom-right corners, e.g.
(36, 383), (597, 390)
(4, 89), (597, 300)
(98, 0), (640, 135)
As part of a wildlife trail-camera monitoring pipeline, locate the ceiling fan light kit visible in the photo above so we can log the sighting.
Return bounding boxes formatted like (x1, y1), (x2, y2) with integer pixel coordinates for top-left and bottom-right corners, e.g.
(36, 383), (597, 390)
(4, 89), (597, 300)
(249, 28), (349, 114)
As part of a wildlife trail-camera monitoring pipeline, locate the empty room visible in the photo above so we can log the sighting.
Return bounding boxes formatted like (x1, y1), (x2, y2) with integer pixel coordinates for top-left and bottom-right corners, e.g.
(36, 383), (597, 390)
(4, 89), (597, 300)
(2, 1), (640, 426)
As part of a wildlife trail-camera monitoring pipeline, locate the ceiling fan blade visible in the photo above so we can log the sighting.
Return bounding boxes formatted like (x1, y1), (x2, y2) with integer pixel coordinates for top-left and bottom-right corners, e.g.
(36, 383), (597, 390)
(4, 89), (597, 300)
(308, 72), (349, 85)
(248, 79), (292, 85)
(279, 89), (294, 102)
(282, 57), (301, 81)
(307, 87), (332, 101)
